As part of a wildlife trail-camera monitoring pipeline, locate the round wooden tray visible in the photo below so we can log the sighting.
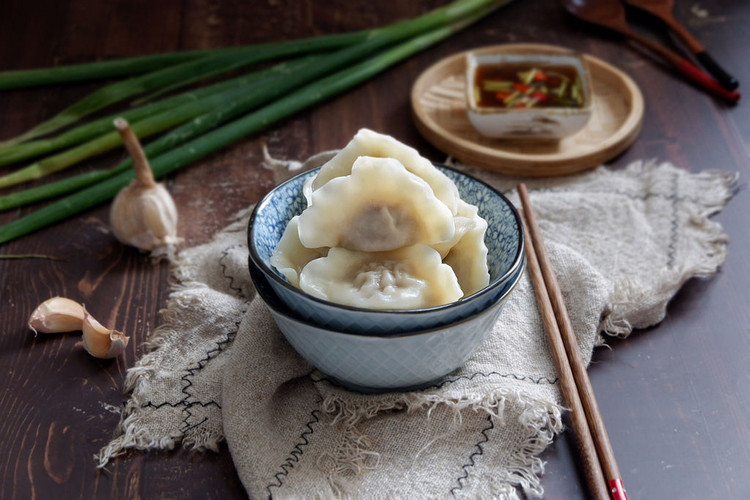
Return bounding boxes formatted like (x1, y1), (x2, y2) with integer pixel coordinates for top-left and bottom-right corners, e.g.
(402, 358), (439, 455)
(411, 44), (645, 176)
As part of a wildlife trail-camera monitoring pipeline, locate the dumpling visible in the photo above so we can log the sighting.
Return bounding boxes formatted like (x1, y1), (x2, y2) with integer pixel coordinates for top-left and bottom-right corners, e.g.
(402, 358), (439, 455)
(302, 175), (315, 207)
(430, 215), (477, 259)
(311, 128), (460, 214)
(297, 156), (455, 252)
(299, 244), (463, 309)
(440, 200), (490, 296)
(270, 216), (328, 287)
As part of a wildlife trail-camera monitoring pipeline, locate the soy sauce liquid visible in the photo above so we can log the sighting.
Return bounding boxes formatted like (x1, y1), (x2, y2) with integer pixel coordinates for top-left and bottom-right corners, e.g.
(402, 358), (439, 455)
(474, 64), (583, 109)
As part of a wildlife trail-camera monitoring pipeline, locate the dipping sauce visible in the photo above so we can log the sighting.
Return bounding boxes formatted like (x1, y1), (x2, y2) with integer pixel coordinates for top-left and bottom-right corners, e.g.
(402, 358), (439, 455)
(473, 64), (585, 109)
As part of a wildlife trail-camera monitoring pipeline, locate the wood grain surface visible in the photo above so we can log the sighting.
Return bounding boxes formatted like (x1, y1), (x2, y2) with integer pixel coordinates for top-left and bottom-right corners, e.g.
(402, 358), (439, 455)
(1, 1), (748, 499)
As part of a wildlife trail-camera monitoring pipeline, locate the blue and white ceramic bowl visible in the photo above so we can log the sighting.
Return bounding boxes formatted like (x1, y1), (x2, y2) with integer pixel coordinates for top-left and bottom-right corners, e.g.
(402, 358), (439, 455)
(248, 164), (524, 336)
(250, 262), (522, 392)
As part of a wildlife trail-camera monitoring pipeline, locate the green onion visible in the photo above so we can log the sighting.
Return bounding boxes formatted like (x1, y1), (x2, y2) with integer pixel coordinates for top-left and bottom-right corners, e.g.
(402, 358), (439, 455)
(0, 52), (205, 90)
(0, 0), (512, 244)
(0, 58), (322, 188)
(0, 54), (349, 206)
(0, 33), (367, 148)
(1, 0), (504, 189)
(519, 68), (538, 85)
(0, 56), (319, 166)
(482, 80), (514, 91)
(0, 30), (377, 91)
(503, 90), (520, 105)
(0, 170), (116, 211)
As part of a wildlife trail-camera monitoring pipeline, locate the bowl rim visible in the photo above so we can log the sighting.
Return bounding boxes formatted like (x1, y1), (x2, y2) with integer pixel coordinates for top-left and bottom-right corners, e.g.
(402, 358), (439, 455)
(250, 256), (524, 339)
(247, 162), (525, 317)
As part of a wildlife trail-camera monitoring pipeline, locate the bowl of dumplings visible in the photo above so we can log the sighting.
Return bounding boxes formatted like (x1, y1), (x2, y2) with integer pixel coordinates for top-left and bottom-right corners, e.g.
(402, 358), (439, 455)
(248, 129), (525, 391)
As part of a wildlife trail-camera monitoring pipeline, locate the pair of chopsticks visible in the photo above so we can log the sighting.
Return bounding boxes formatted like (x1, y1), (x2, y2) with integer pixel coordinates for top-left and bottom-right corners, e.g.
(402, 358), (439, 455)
(517, 184), (628, 500)
(623, 0), (738, 91)
(561, 0), (740, 104)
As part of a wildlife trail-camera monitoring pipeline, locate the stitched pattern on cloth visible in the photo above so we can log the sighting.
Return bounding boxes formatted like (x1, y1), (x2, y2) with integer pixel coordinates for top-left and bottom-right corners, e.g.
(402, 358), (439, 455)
(311, 371), (558, 390)
(450, 413), (495, 496)
(265, 405), (323, 498)
(435, 371), (558, 388)
(220, 243), (250, 299)
(179, 326), (238, 433)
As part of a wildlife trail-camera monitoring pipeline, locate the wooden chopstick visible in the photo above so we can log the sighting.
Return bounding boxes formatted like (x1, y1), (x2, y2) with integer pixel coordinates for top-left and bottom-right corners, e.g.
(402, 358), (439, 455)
(517, 183), (628, 500)
(518, 194), (609, 500)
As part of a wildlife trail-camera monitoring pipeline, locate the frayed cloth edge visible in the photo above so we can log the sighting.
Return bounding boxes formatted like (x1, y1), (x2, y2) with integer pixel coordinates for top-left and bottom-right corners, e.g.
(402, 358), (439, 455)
(95, 277), (231, 468)
(94, 392), (224, 469)
(318, 387), (564, 498)
(599, 164), (737, 339)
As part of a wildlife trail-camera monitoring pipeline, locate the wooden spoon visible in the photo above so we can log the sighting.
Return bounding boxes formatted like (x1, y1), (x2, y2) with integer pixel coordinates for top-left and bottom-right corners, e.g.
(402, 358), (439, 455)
(561, 0), (740, 103)
(624, 0), (738, 90)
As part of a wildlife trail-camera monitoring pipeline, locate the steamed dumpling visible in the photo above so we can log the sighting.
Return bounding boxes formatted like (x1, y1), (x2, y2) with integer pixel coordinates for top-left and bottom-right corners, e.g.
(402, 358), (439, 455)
(302, 175), (315, 206)
(299, 244), (463, 309)
(269, 216), (328, 287)
(297, 156), (455, 252)
(311, 128), (460, 214)
(441, 200), (490, 296)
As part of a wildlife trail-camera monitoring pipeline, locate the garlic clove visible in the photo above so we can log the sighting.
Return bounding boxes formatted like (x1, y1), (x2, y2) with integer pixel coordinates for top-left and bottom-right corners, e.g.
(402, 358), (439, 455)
(28, 297), (85, 334)
(81, 307), (129, 359)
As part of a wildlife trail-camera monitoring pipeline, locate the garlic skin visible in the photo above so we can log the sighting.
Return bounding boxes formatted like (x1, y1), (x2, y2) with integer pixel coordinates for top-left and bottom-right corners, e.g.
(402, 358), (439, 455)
(28, 296), (85, 334)
(110, 181), (179, 251)
(110, 118), (179, 254)
(81, 308), (129, 359)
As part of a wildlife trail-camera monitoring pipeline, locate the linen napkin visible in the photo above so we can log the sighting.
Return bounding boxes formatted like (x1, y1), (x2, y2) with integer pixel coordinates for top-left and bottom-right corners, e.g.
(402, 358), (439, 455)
(97, 155), (735, 499)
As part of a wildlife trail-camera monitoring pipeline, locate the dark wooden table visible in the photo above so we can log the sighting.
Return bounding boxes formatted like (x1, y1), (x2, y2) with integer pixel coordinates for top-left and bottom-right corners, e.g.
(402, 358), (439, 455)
(1, 1), (748, 498)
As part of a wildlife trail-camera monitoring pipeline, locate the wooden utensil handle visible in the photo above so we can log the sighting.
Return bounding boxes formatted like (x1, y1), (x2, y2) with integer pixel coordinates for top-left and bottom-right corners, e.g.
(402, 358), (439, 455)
(675, 59), (740, 103)
(519, 209), (610, 500)
(627, 30), (740, 103)
(635, 6), (739, 91)
(519, 184), (629, 500)
(696, 51), (739, 91)
(657, 11), (705, 53)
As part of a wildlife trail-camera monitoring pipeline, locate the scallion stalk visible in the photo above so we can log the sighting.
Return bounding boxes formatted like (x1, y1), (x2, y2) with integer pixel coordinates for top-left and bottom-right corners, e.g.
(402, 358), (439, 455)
(0, 56), (319, 166)
(0, 33), (366, 148)
(0, 0), (510, 243)
(0, 52), (206, 90)
(0, 0), (511, 244)
(0, 0), (505, 189)
(0, 170), (115, 211)
(0, 58), (324, 188)
(0, 30), (378, 91)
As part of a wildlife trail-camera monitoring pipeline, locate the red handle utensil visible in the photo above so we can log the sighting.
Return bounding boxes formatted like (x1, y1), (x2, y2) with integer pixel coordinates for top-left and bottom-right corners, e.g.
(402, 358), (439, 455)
(561, 0), (740, 103)
(624, 0), (739, 90)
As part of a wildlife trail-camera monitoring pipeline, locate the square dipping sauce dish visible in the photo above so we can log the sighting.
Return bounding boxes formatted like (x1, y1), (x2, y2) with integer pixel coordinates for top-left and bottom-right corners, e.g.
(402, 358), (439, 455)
(465, 49), (593, 141)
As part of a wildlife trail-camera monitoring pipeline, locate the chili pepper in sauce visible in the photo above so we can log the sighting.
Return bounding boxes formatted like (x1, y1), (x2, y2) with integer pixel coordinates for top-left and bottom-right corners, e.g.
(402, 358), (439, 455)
(495, 90), (512, 100)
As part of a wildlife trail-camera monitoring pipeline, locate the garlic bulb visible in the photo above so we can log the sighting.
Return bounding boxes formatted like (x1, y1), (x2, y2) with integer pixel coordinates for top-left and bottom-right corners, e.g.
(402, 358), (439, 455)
(110, 118), (179, 254)
(28, 296), (85, 334)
